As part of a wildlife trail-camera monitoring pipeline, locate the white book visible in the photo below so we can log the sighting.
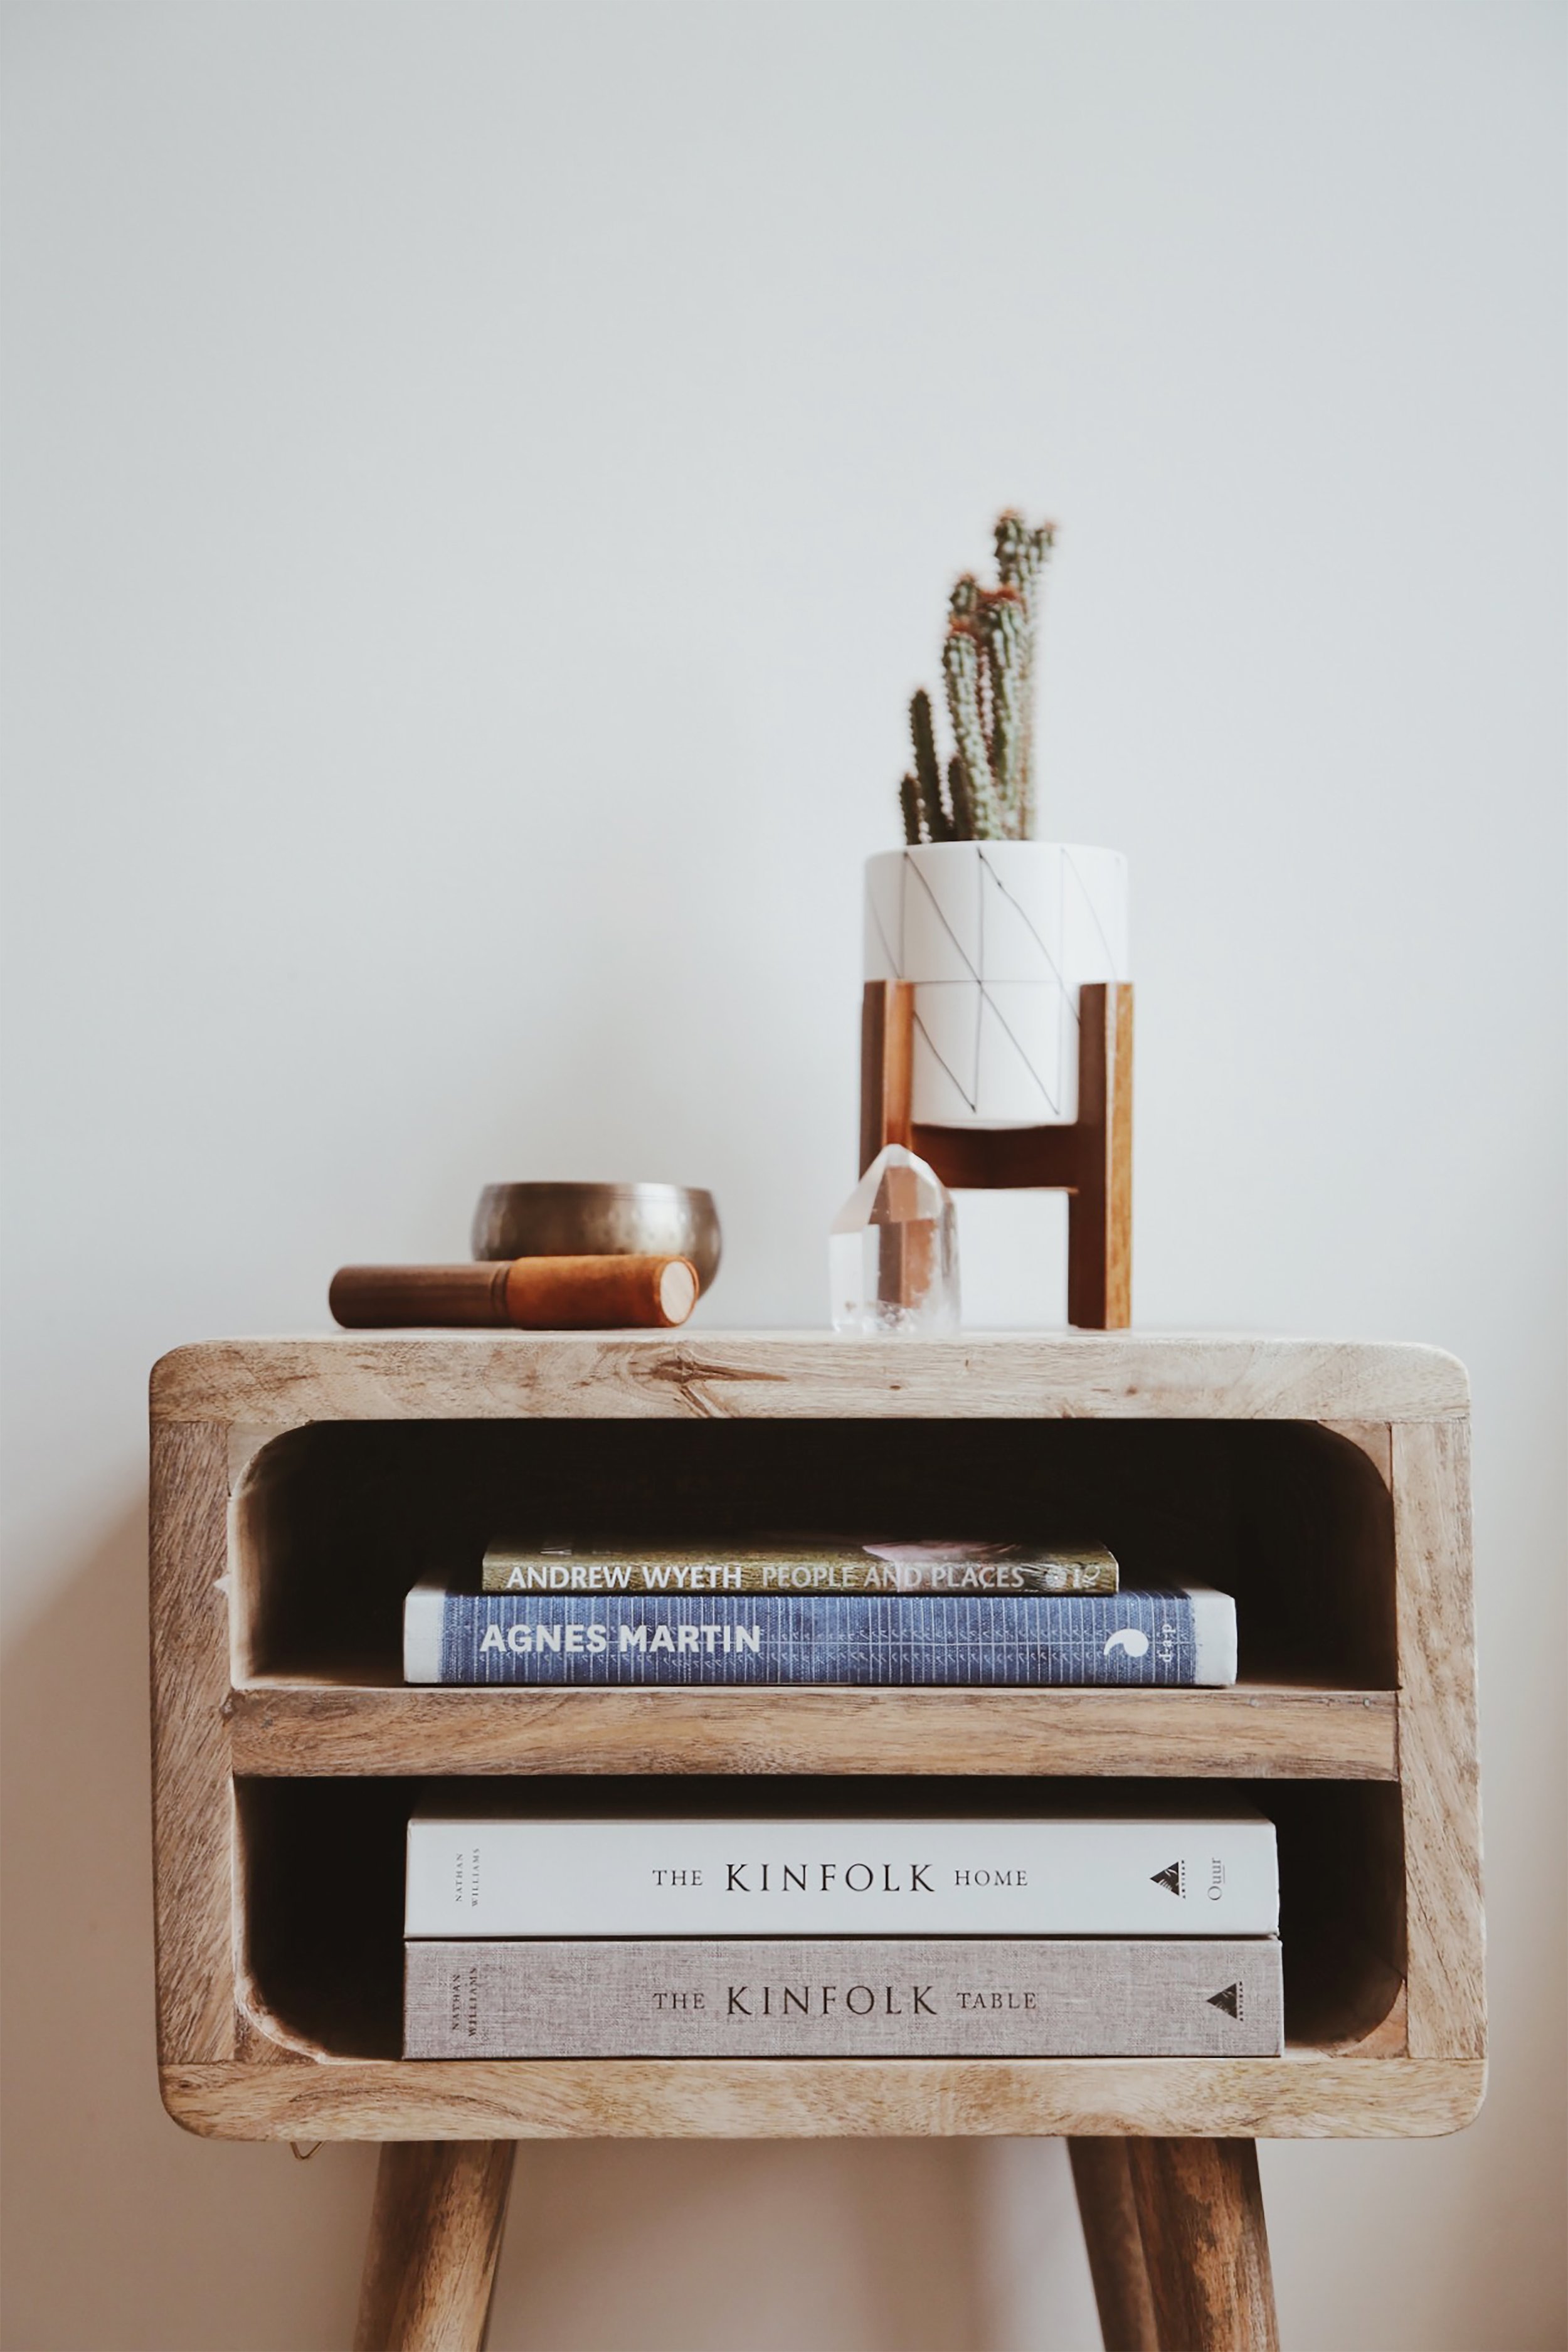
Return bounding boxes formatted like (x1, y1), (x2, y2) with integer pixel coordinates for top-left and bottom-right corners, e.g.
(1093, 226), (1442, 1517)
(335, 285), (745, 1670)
(404, 1804), (1279, 1939)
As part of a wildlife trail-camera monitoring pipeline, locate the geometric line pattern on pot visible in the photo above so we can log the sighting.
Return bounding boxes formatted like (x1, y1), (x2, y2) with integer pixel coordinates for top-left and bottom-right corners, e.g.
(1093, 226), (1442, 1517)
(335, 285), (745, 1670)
(901, 851), (1065, 1118)
(867, 882), (901, 987)
(1062, 845), (1121, 978)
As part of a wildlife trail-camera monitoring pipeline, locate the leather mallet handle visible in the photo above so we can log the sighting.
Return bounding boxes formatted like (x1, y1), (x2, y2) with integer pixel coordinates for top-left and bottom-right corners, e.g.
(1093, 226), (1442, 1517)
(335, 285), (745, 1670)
(329, 1255), (699, 1331)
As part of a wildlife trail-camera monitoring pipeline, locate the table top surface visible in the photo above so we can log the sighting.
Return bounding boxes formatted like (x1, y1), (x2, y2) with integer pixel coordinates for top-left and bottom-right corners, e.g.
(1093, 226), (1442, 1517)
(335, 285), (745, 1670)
(150, 1327), (1470, 1426)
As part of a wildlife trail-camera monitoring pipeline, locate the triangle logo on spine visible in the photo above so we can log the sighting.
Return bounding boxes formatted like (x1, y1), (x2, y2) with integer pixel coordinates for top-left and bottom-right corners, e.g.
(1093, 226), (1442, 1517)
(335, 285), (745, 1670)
(1151, 1862), (1185, 1897)
(1207, 1982), (1243, 2020)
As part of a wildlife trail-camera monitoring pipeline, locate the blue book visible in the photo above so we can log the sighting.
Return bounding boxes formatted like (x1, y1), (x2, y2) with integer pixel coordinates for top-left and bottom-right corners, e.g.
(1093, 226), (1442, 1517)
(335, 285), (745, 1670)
(403, 1583), (1236, 1687)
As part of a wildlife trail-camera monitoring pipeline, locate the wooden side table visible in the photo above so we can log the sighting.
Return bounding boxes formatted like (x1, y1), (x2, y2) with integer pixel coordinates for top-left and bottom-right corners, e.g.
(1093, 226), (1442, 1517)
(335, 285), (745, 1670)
(149, 1333), (1484, 2350)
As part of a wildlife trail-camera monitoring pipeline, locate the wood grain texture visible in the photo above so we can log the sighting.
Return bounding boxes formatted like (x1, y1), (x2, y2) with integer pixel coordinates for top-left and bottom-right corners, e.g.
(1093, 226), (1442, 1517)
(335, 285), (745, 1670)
(1066, 980), (1132, 1330)
(1069, 2139), (1158, 2351)
(860, 980), (914, 1171)
(1104, 983), (1133, 1328)
(1127, 2138), (1278, 2352)
(1319, 1420), (1394, 1489)
(355, 2141), (514, 2352)
(1394, 1419), (1485, 2061)
(233, 2010), (315, 2065)
(149, 1420), (236, 2063)
(331, 1258), (696, 1333)
(159, 2055), (1486, 2143)
(226, 1681), (1400, 1780)
(908, 1123), (1080, 1189)
(330, 1262), (515, 1330)
(149, 1331), (1471, 1429)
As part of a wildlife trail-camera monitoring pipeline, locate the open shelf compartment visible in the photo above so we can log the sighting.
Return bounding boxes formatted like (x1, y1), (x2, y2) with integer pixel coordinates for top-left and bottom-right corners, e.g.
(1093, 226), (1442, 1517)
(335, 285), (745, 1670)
(235, 1774), (1406, 2065)
(233, 1416), (1398, 1692)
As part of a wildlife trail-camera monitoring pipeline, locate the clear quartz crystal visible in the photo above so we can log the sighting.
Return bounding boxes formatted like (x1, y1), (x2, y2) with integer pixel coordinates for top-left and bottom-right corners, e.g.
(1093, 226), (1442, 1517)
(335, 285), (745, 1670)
(829, 1145), (960, 1336)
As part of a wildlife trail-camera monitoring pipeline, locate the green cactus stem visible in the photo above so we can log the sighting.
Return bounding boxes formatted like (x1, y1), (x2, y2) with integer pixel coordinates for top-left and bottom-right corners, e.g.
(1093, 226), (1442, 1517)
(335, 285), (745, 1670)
(946, 752), (974, 839)
(993, 511), (1056, 837)
(942, 620), (1005, 839)
(894, 513), (1057, 845)
(909, 689), (951, 842)
(981, 588), (1027, 834)
(995, 511), (1053, 605)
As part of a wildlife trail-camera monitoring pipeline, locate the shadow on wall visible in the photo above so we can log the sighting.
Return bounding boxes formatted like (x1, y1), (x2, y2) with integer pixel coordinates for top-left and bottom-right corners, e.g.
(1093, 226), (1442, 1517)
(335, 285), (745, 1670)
(0, 1502), (374, 2352)
(0, 1500), (1089, 2352)
(489, 2137), (992, 2352)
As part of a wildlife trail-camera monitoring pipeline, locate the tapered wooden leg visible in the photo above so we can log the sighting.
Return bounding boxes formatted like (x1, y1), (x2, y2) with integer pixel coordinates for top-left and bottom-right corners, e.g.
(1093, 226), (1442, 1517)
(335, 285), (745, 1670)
(1125, 2137), (1278, 2352)
(355, 2141), (516, 2352)
(1064, 981), (1133, 1331)
(1069, 2139), (1158, 2351)
(861, 979), (914, 1172)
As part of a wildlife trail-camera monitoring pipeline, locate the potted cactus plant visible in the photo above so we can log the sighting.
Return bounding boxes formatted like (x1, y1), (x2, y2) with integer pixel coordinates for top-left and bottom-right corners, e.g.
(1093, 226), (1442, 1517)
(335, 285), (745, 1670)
(864, 512), (1128, 1128)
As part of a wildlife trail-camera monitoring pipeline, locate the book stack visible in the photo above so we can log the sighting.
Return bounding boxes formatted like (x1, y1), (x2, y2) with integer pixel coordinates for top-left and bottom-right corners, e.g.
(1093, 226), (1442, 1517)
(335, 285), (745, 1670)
(401, 1542), (1273, 2060)
(403, 1539), (1239, 1688)
(403, 1789), (1284, 2057)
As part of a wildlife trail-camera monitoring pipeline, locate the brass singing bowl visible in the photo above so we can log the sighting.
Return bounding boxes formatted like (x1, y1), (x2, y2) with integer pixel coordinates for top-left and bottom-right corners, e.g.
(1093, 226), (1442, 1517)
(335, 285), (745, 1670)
(470, 1182), (722, 1296)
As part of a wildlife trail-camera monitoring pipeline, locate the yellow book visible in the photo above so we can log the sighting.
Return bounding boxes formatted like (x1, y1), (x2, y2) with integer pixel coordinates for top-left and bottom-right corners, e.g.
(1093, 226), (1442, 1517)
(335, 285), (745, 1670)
(480, 1539), (1118, 1597)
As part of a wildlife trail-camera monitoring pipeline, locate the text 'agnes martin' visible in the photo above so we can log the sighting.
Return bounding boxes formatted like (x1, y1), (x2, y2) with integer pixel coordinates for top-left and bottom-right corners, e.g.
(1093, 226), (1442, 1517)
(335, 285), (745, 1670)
(477, 1621), (764, 1656)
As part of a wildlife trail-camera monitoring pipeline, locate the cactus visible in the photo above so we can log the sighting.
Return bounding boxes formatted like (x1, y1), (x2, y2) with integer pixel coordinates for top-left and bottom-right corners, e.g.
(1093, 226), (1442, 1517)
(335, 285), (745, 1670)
(993, 510), (1055, 837)
(981, 586), (1027, 831)
(897, 512), (1055, 843)
(909, 689), (951, 842)
(941, 620), (1004, 839)
(946, 752), (974, 839)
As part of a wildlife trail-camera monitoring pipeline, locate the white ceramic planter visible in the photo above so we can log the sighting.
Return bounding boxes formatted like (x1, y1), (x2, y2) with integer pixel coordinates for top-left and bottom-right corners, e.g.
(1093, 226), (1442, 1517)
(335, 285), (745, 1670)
(864, 841), (1129, 1128)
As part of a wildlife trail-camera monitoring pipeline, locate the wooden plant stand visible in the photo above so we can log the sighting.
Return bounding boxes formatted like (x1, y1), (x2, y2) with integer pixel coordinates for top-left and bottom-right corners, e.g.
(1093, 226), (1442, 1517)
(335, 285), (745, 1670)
(150, 1333), (1483, 2350)
(861, 978), (1133, 1328)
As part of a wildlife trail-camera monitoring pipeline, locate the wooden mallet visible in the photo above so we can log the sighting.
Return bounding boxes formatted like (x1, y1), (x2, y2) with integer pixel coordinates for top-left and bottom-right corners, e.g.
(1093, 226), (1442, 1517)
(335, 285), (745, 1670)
(329, 1254), (699, 1331)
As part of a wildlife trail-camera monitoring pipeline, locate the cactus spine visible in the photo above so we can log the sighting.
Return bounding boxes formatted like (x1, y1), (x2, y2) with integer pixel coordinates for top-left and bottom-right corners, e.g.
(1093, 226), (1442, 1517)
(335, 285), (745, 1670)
(897, 512), (1056, 844)
(941, 610), (1004, 839)
(910, 689), (950, 842)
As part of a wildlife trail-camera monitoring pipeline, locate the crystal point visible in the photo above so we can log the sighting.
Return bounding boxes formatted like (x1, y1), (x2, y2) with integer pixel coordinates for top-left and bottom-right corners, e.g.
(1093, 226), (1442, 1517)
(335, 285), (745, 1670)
(829, 1145), (960, 1336)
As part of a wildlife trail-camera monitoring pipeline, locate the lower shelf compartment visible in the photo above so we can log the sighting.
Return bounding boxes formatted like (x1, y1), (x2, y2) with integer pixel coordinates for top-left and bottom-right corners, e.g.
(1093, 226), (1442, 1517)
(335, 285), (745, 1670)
(235, 1776), (1406, 2065)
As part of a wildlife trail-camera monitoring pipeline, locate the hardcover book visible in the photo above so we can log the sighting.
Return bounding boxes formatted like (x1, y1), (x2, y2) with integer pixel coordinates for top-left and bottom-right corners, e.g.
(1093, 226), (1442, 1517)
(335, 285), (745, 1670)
(403, 1936), (1285, 2058)
(403, 1802), (1279, 1937)
(480, 1539), (1120, 1596)
(403, 1583), (1236, 1688)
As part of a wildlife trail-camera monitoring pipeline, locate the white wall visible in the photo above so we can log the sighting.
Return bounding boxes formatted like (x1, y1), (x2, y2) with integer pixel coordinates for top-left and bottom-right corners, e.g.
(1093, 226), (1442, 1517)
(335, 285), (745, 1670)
(3, 6), (1563, 2347)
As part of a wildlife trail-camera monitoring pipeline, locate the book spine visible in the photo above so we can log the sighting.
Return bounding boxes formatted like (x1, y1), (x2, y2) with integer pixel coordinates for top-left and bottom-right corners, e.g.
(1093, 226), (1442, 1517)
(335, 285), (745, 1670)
(403, 1813), (1280, 1936)
(480, 1559), (1120, 1595)
(405, 1591), (1232, 1688)
(403, 1937), (1285, 2058)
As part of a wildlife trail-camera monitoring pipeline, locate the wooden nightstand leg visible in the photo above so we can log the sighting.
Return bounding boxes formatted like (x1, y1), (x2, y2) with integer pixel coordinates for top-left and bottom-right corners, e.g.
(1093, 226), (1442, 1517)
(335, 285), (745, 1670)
(1069, 2140), (1159, 2350)
(355, 2141), (516, 2352)
(1124, 2138), (1279, 2352)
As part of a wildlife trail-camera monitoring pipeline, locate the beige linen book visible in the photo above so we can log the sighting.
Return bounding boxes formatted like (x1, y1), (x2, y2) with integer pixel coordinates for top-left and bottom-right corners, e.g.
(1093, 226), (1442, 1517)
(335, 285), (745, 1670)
(404, 1937), (1284, 2058)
